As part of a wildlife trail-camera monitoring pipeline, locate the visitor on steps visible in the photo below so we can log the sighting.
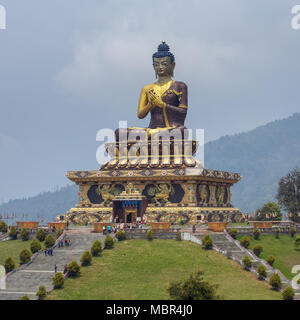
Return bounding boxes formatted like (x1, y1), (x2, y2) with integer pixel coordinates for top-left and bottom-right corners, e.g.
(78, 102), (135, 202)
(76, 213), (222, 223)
(192, 225), (196, 233)
(108, 225), (111, 234)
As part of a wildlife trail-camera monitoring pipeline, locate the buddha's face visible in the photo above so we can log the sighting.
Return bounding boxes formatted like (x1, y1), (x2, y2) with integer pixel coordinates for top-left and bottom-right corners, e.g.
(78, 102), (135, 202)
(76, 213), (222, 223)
(153, 57), (175, 77)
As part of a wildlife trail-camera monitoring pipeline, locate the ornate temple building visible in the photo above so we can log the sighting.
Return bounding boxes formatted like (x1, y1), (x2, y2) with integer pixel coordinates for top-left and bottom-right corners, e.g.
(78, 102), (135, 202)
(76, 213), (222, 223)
(64, 42), (243, 225)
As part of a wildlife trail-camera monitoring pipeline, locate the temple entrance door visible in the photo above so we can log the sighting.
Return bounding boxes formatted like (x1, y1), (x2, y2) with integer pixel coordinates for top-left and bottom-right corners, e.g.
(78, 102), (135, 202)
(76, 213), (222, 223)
(125, 208), (137, 223)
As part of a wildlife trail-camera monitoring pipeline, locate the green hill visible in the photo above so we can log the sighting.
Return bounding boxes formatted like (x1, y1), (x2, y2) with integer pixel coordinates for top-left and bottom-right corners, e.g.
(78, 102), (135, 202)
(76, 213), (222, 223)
(0, 113), (299, 219)
(205, 112), (300, 212)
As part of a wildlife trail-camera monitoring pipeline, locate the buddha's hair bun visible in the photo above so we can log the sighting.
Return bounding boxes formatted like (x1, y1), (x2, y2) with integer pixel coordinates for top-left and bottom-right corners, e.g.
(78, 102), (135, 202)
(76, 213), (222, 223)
(152, 41), (175, 63)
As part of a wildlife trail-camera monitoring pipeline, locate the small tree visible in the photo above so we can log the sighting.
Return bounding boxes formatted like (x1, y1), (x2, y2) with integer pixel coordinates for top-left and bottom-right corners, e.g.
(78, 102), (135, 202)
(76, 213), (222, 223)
(147, 230), (153, 241)
(52, 272), (64, 289)
(19, 249), (31, 265)
(91, 240), (102, 257)
(44, 234), (55, 249)
(253, 244), (263, 257)
(21, 295), (30, 300)
(4, 257), (15, 273)
(253, 229), (261, 240)
(228, 229), (238, 239)
(176, 232), (181, 241)
(294, 235), (300, 250)
(66, 261), (80, 277)
(257, 263), (267, 280)
(274, 228), (280, 239)
(202, 234), (213, 250)
(290, 227), (296, 238)
(36, 228), (46, 242)
(36, 286), (47, 300)
(8, 226), (17, 240)
(266, 256), (275, 266)
(168, 271), (219, 300)
(242, 255), (252, 271)
(80, 251), (92, 266)
(116, 230), (126, 241)
(30, 239), (42, 254)
(282, 286), (295, 300)
(20, 228), (29, 241)
(239, 236), (251, 249)
(104, 235), (114, 249)
(269, 273), (282, 291)
(257, 201), (282, 221)
(0, 221), (8, 233)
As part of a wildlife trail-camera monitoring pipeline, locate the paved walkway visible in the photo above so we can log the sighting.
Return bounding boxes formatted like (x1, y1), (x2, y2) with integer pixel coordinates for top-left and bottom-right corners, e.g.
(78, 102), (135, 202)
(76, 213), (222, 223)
(0, 232), (104, 300)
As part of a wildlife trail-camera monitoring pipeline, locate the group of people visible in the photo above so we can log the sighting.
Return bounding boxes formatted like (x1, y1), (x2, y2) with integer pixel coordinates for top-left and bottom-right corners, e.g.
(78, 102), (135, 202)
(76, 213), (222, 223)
(57, 238), (71, 248)
(44, 248), (53, 256)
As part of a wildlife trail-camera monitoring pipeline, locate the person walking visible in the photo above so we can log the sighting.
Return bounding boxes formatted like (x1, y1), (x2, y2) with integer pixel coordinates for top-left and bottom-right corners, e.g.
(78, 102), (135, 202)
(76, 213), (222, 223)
(44, 249), (48, 256)
(192, 225), (196, 233)
(54, 264), (57, 273)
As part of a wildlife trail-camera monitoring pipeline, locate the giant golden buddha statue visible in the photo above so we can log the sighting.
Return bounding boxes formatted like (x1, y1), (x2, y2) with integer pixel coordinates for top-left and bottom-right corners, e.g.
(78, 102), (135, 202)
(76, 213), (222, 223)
(115, 41), (188, 141)
(103, 41), (198, 169)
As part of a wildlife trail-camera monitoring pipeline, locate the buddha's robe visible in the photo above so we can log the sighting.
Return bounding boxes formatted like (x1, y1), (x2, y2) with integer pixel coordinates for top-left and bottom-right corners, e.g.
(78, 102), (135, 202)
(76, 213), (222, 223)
(115, 80), (188, 141)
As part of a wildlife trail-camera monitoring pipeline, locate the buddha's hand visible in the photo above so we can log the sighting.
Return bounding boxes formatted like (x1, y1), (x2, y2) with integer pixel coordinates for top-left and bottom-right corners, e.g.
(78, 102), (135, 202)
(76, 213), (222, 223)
(147, 90), (166, 109)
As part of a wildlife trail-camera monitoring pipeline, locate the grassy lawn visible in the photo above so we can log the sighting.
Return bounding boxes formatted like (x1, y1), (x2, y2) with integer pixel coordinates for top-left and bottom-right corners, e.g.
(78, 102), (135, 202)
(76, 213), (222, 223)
(0, 240), (32, 266)
(236, 234), (300, 279)
(47, 239), (281, 300)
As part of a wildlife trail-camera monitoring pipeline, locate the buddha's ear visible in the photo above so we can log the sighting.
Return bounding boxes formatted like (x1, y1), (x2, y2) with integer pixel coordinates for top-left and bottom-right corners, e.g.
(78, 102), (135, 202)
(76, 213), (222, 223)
(171, 62), (175, 77)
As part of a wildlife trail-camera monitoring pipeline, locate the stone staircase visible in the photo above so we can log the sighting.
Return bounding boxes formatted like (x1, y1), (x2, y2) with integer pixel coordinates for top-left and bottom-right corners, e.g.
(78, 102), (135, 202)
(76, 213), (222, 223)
(0, 231), (104, 300)
(191, 231), (300, 299)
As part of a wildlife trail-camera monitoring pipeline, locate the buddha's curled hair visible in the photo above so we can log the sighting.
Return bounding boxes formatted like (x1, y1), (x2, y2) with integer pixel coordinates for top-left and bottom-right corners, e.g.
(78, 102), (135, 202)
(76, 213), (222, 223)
(152, 41), (175, 63)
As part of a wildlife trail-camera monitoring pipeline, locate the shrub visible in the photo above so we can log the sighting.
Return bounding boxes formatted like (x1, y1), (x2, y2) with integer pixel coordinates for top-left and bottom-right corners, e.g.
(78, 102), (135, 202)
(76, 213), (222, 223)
(202, 234), (213, 250)
(239, 236), (251, 249)
(297, 278), (300, 285)
(290, 227), (296, 238)
(30, 239), (42, 254)
(80, 251), (92, 266)
(104, 235), (114, 249)
(21, 295), (30, 300)
(20, 228), (29, 241)
(257, 263), (267, 280)
(0, 221), (8, 233)
(56, 229), (63, 239)
(253, 244), (263, 257)
(282, 286), (295, 300)
(147, 230), (153, 241)
(66, 261), (80, 277)
(176, 232), (181, 241)
(44, 234), (55, 249)
(4, 257), (15, 273)
(269, 273), (282, 291)
(8, 226), (17, 240)
(266, 255), (275, 266)
(36, 228), (46, 242)
(52, 272), (64, 289)
(168, 271), (219, 300)
(295, 236), (300, 250)
(253, 228), (261, 240)
(91, 240), (102, 257)
(274, 228), (279, 239)
(36, 286), (47, 300)
(116, 230), (126, 241)
(19, 249), (31, 265)
(228, 229), (238, 239)
(242, 255), (252, 270)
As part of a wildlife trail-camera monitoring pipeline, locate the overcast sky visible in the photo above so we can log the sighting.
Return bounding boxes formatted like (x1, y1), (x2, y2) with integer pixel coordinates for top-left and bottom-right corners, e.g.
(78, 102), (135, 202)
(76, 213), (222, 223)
(0, 0), (300, 203)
